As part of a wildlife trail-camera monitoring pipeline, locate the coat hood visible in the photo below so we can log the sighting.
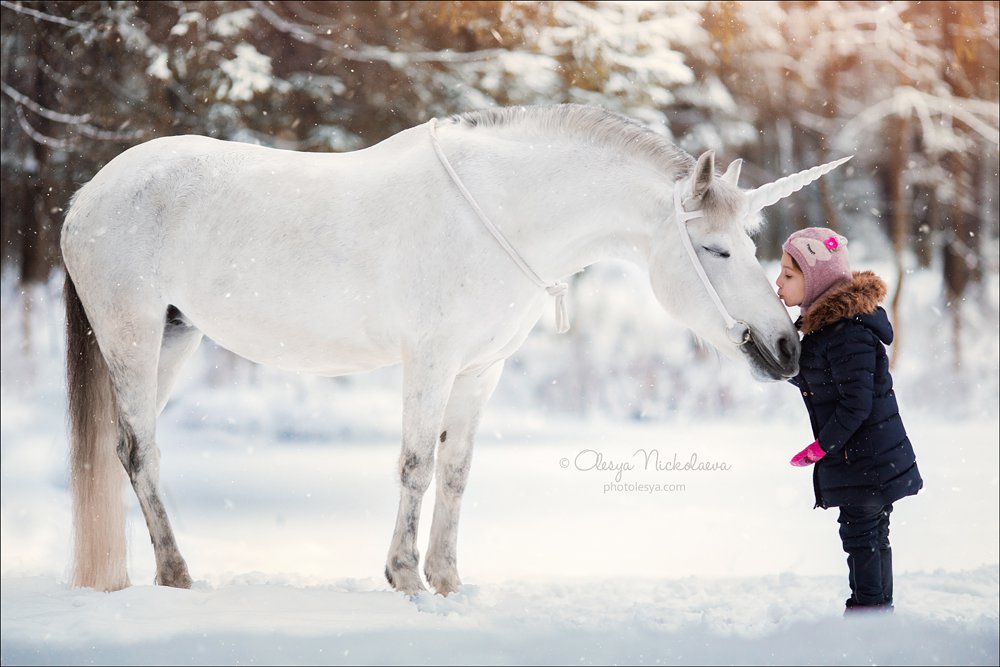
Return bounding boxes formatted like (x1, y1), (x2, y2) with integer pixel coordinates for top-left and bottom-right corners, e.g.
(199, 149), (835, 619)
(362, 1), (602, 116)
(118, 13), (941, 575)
(800, 271), (892, 342)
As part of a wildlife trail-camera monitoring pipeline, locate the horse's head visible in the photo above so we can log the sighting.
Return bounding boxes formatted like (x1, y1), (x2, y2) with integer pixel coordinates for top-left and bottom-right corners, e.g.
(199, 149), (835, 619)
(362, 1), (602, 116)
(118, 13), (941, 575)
(648, 150), (850, 381)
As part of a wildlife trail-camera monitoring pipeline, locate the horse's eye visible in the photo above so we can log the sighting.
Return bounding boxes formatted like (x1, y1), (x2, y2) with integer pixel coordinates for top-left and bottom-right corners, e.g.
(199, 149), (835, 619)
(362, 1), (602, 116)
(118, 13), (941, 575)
(702, 246), (730, 258)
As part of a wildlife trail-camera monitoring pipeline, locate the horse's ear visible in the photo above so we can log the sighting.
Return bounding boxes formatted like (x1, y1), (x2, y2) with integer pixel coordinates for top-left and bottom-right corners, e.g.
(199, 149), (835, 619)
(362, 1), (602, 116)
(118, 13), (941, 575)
(689, 151), (715, 201)
(721, 159), (742, 187)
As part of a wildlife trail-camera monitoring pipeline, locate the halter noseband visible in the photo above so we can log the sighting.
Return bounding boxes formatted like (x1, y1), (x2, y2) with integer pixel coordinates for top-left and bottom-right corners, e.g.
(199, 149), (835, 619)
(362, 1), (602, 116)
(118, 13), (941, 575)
(672, 183), (751, 346)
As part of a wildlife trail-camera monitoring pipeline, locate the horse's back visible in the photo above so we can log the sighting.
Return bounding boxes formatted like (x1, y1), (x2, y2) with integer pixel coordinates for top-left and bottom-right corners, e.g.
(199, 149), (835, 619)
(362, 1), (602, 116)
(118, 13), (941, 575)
(62, 127), (445, 374)
(63, 135), (304, 258)
(66, 128), (429, 226)
(63, 129), (431, 274)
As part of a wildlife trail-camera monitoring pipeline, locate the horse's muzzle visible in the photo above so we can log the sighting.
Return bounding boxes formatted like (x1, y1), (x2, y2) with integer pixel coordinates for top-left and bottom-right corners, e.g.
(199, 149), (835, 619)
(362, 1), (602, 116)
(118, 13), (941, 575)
(744, 329), (800, 380)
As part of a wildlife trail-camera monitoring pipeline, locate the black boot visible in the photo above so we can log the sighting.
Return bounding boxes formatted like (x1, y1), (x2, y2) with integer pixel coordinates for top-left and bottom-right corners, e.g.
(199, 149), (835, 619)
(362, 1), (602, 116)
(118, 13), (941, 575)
(845, 546), (885, 605)
(880, 546), (893, 607)
(844, 597), (894, 615)
(840, 505), (891, 608)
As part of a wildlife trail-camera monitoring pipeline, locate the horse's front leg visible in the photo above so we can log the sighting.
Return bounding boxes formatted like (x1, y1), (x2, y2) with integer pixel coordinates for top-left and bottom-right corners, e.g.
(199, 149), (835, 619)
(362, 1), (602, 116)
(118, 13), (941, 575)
(385, 359), (457, 595)
(424, 361), (505, 596)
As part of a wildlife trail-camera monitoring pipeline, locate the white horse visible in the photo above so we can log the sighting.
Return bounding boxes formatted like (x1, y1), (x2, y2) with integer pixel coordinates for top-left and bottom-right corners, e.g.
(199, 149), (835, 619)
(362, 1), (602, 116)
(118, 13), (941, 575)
(61, 104), (847, 595)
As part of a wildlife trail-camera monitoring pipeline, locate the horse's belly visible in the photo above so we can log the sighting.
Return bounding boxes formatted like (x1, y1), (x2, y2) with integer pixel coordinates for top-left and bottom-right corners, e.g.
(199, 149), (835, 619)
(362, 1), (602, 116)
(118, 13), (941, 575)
(216, 334), (397, 376)
(179, 297), (400, 377)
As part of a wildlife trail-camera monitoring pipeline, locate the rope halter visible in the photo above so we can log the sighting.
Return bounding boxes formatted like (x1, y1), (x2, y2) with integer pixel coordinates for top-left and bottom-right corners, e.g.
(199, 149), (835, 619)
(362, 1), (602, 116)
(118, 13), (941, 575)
(672, 182), (751, 346)
(429, 118), (570, 333)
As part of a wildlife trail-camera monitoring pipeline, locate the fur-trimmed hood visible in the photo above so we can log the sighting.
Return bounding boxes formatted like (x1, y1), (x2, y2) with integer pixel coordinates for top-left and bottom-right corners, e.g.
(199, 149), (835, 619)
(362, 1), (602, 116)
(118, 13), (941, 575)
(799, 270), (891, 341)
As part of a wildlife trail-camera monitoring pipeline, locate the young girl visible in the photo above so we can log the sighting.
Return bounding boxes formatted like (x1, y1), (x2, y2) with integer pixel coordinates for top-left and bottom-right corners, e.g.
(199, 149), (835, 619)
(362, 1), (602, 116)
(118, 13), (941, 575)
(775, 227), (923, 614)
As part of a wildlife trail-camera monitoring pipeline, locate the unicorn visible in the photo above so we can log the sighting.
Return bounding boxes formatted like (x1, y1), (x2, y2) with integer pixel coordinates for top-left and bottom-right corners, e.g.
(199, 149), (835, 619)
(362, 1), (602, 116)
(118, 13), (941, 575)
(60, 104), (849, 595)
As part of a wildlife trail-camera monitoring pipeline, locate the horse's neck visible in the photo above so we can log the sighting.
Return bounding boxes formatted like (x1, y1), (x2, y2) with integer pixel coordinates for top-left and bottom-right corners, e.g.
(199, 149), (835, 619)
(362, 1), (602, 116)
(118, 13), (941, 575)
(446, 127), (665, 281)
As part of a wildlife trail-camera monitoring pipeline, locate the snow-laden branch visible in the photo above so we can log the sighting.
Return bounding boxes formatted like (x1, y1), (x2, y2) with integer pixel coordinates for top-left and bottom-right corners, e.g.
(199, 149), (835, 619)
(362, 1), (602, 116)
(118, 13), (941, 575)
(74, 123), (145, 142)
(14, 105), (75, 150)
(838, 86), (1000, 150)
(278, 0), (344, 32)
(1, 81), (92, 123)
(252, 2), (511, 67)
(3, 81), (145, 144)
(0, 0), (83, 27)
(781, 3), (941, 89)
(38, 58), (75, 88)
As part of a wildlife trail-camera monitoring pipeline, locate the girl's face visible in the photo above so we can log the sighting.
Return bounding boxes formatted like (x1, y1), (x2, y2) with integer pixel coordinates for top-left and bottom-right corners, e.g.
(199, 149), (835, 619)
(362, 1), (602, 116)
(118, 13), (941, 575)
(776, 252), (805, 307)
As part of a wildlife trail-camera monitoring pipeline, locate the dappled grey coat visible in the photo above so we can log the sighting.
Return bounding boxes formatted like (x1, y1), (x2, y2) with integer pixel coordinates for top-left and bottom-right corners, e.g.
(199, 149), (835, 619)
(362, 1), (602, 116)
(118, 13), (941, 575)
(790, 271), (923, 508)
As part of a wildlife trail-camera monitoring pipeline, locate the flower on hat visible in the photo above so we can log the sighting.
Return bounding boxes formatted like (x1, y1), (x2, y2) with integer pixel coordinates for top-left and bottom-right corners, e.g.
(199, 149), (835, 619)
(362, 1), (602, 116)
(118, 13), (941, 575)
(824, 236), (840, 252)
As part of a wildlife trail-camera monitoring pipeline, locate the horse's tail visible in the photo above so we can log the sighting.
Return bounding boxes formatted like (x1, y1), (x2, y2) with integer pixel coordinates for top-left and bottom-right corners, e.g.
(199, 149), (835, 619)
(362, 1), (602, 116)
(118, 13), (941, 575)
(64, 273), (129, 591)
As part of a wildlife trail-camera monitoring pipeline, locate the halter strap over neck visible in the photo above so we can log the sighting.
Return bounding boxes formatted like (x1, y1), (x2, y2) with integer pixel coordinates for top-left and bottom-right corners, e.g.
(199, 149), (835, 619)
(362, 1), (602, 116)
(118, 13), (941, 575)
(428, 118), (570, 333)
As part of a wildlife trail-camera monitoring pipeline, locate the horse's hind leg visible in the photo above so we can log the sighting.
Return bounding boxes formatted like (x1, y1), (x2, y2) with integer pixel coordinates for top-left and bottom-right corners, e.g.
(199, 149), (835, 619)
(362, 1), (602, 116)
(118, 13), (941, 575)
(424, 361), (504, 596)
(155, 306), (203, 415)
(92, 301), (193, 588)
(385, 358), (458, 595)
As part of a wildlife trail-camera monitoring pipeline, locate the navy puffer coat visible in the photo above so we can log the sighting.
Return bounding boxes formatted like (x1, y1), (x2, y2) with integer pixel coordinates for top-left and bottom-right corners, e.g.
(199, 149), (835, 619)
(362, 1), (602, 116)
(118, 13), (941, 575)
(790, 271), (923, 509)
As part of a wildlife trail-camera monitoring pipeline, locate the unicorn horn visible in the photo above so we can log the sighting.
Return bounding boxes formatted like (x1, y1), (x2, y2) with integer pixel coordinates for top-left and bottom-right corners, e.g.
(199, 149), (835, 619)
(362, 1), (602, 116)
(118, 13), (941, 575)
(744, 155), (853, 216)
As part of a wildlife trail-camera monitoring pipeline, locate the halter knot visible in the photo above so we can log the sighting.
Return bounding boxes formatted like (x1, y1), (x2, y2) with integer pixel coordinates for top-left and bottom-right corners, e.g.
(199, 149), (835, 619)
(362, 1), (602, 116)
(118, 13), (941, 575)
(546, 282), (570, 334)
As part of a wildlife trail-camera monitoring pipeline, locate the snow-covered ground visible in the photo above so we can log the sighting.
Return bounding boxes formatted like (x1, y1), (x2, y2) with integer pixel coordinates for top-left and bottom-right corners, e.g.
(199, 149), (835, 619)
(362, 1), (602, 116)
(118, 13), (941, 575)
(2, 388), (998, 664)
(1, 269), (998, 664)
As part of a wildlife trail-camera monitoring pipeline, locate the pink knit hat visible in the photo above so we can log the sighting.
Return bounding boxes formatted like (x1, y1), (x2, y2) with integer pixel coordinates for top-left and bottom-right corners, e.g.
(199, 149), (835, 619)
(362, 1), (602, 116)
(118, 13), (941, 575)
(782, 227), (851, 311)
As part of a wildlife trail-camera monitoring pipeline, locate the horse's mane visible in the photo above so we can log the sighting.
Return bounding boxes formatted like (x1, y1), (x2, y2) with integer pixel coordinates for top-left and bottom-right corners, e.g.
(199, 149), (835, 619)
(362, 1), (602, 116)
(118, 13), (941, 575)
(449, 104), (695, 181)
(449, 104), (758, 232)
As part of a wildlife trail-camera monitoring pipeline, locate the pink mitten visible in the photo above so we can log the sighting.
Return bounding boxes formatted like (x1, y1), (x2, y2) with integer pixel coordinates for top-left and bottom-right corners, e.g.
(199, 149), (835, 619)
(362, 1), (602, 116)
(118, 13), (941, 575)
(790, 440), (826, 467)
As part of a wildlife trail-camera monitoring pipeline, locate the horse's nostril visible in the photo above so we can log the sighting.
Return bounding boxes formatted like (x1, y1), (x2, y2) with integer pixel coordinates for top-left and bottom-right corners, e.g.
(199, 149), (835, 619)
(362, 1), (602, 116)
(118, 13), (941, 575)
(777, 335), (798, 365)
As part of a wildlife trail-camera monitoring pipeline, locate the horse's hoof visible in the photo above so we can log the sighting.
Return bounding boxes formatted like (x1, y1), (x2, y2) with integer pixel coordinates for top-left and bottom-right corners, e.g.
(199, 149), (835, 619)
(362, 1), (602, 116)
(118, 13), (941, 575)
(156, 560), (193, 589)
(424, 561), (462, 596)
(385, 563), (426, 595)
(428, 575), (461, 597)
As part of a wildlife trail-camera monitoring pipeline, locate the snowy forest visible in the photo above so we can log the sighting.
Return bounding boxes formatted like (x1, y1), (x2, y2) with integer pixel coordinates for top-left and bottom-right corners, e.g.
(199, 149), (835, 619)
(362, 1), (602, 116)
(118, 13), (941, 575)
(3, 1), (998, 278)
(2, 1), (999, 420)
(2, 3), (999, 664)
(3, 1), (998, 280)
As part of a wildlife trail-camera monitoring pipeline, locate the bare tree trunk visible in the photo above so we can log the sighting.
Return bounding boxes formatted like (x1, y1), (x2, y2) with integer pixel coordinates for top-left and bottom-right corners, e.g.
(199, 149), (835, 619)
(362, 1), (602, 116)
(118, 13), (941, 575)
(888, 113), (910, 370)
(818, 60), (841, 232)
(912, 183), (936, 268)
(942, 151), (982, 371)
(20, 287), (33, 374)
(16, 26), (60, 287)
(952, 298), (962, 372)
